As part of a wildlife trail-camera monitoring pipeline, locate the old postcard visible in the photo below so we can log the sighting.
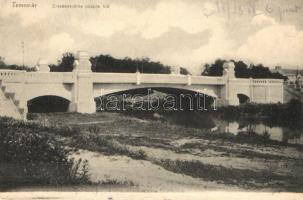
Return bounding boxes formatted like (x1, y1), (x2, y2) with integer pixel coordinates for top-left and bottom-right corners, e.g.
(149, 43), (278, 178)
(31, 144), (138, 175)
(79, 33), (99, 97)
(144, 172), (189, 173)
(0, 0), (302, 199)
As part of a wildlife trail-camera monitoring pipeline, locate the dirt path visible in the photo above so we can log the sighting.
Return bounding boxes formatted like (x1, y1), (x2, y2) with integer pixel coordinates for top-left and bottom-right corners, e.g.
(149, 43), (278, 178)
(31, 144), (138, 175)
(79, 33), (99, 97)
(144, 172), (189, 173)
(71, 150), (241, 192)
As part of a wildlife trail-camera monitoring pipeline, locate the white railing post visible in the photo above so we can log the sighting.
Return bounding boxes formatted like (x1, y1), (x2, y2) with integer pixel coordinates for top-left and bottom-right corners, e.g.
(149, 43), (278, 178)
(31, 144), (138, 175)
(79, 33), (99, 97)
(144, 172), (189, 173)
(187, 74), (191, 86)
(136, 71), (141, 85)
(265, 79), (270, 103)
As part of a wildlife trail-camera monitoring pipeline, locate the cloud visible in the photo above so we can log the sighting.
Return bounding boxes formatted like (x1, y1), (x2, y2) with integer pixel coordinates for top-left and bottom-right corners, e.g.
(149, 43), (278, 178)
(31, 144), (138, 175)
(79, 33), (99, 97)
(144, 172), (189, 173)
(44, 33), (75, 62)
(48, 33), (75, 52)
(0, 2), (55, 26)
(81, 4), (141, 38)
(0, 0), (302, 70)
(154, 25), (235, 75)
(236, 16), (303, 67)
(80, 1), (221, 39)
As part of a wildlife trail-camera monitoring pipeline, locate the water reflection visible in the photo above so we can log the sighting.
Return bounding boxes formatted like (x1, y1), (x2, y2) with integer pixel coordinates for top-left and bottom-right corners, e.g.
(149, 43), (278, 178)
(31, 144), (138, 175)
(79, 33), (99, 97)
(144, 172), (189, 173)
(212, 119), (303, 145)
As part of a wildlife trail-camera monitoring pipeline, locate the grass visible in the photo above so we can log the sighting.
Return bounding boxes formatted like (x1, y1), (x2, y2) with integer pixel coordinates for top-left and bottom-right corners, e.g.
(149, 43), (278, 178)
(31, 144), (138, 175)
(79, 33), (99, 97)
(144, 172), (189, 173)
(28, 111), (303, 150)
(3, 109), (303, 191)
(95, 179), (136, 187)
(0, 115), (147, 190)
(154, 159), (303, 191)
(72, 132), (147, 160)
(181, 142), (299, 161)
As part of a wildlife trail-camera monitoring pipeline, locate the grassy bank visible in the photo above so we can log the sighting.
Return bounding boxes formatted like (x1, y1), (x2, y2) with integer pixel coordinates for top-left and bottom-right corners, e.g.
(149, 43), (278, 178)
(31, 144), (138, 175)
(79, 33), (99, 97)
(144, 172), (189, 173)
(3, 110), (303, 191)
(71, 132), (147, 160)
(154, 159), (303, 191)
(0, 117), (89, 190)
(28, 112), (302, 148)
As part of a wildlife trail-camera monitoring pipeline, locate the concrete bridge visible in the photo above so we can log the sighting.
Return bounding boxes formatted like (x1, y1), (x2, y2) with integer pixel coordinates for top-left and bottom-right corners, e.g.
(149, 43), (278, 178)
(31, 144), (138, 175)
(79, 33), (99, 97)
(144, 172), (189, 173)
(0, 51), (284, 120)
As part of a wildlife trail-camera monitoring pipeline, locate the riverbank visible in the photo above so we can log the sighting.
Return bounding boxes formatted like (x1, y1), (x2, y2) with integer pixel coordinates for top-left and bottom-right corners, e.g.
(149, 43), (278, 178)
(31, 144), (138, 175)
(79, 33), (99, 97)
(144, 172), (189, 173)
(2, 110), (302, 192)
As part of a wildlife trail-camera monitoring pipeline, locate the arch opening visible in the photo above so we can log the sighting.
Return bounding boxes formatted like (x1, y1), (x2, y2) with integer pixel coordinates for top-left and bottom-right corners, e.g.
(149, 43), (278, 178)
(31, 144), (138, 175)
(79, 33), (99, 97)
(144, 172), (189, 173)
(27, 95), (70, 113)
(95, 87), (216, 112)
(237, 94), (250, 105)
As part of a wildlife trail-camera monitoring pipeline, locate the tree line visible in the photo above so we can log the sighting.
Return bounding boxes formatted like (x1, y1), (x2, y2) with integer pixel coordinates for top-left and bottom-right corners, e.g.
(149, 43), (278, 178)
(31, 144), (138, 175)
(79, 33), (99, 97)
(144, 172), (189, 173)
(49, 53), (171, 74)
(202, 59), (287, 80)
(0, 56), (35, 71)
(1, 53), (287, 79)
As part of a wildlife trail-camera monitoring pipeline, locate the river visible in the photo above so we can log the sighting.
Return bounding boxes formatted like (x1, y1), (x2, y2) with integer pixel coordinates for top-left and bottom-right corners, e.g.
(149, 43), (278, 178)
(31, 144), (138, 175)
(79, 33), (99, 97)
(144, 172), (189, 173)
(212, 119), (303, 145)
(148, 111), (303, 145)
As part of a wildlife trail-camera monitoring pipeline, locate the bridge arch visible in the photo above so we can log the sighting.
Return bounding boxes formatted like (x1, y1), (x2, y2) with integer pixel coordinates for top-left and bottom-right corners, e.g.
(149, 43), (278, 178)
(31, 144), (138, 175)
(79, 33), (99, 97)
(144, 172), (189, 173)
(94, 86), (217, 111)
(93, 84), (219, 98)
(27, 95), (71, 113)
(237, 93), (250, 104)
(23, 83), (73, 103)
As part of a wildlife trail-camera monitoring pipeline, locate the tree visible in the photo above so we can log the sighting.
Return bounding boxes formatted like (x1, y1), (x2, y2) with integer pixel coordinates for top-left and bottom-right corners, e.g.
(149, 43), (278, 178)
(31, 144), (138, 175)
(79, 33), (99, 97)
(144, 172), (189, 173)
(0, 56), (32, 71)
(0, 56), (6, 68)
(234, 60), (250, 78)
(49, 53), (75, 72)
(202, 59), (250, 78)
(90, 54), (171, 74)
(270, 72), (288, 81)
(201, 59), (225, 76)
(201, 63), (211, 75)
(249, 64), (272, 78)
(201, 59), (286, 80)
(180, 67), (190, 75)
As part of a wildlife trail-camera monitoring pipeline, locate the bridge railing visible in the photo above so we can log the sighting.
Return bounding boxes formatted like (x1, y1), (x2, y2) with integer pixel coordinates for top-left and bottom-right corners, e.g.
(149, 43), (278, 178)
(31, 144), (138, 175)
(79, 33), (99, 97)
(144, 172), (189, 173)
(0, 70), (75, 83)
(92, 73), (137, 83)
(0, 70), (26, 83)
(0, 70), (283, 86)
(141, 74), (187, 84)
(92, 72), (227, 85)
(24, 72), (75, 83)
(252, 79), (283, 85)
(191, 76), (226, 85)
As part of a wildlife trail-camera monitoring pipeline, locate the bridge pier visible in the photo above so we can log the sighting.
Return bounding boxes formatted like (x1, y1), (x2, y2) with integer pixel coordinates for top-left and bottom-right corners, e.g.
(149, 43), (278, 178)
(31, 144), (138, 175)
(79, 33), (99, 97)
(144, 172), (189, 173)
(222, 62), (240, 106)
(70, 51), (96, 114)
(73, 73), (95, 113)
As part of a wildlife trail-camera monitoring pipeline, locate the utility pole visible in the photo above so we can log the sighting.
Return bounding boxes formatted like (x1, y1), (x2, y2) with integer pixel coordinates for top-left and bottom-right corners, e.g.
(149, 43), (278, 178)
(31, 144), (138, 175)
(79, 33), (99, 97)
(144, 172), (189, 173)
(21, 41), (24, 68)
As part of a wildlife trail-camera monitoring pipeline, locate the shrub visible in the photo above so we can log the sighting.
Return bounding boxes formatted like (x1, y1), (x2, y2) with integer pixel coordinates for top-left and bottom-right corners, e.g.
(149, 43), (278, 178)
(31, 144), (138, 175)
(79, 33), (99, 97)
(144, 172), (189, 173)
(0, 117), (90, 188)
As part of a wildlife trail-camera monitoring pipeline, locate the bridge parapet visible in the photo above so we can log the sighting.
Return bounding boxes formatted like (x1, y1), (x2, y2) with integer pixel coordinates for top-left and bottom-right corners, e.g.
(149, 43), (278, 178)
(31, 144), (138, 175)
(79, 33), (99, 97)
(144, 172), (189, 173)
(191, 76), (226, 85)
(92, 73), (137, 83)
(0, 70), (26, 83)
(24, 72), (75, 83)
(92, 72), (227, 85)
(141, 74), (187, 84)
(252, 79), (283, 85)
(0, 70), (75, 83)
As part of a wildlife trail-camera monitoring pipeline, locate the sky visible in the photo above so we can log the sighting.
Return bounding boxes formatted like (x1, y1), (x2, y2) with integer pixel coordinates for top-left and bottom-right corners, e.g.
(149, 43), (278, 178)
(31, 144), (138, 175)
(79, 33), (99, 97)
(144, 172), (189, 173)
(0, 0), (302, 74)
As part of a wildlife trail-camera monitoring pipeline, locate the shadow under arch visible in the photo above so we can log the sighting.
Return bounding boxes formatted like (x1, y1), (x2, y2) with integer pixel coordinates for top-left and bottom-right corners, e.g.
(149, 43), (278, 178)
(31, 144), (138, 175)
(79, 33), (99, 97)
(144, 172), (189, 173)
(95, 87), (217, 111)
(237, 93), (250, 105)
(27, 95), (70, 113)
